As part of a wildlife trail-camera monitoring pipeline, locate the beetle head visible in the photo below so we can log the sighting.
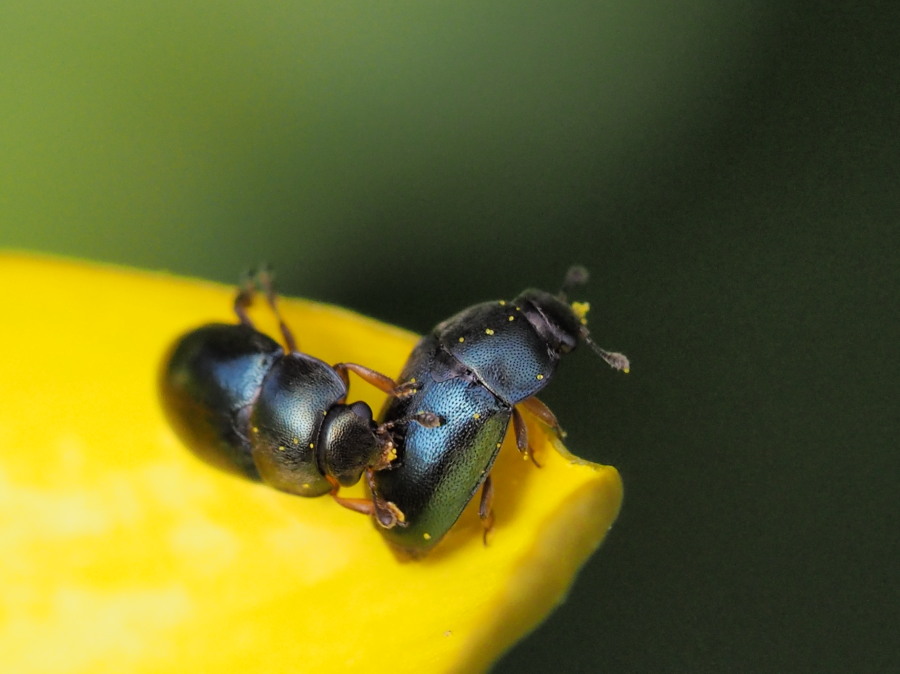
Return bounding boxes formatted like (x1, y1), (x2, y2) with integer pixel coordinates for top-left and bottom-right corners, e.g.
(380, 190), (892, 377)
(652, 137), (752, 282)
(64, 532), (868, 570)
(519, 266), (630, 372)
(319, 401), (394, 486)
(518, 288), (583, 355)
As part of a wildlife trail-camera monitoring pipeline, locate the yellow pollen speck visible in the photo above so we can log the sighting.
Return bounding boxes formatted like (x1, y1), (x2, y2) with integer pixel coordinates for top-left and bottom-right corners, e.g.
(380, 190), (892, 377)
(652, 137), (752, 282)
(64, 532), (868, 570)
(496, 442), (502, 449)
(277, 446), (286, 452)
(523, 452), (530, 461)
(498, 300), (506, 305)
(485, 328), (494, 336)
(323, 410), (327, 416)
(302, 483), (310, 489)
(410, 377), (417, 383)
(536, 374), (544, 380)
(473, 413), (481, 420)
(571, 301), (590, 325)
(458, 337), (465, 343)
(252, 426), (259, 434)
(292, 437), (299, 445)
(623, 367), (630, 374)
(423, 532), (432, 540)
(309, 443), (315, 449)
(508, 315), (514, 321)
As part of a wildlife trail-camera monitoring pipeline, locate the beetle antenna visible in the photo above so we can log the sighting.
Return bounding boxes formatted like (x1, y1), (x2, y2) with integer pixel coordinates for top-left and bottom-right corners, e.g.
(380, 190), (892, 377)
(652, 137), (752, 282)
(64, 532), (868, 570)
(255, 265), (299, 353)
(560, 265), (590, 301)
(234, 269), (257, 328)
(382, 411), (444, 430)
(234, 265), (299, 353)
(583, 331), (630, 373)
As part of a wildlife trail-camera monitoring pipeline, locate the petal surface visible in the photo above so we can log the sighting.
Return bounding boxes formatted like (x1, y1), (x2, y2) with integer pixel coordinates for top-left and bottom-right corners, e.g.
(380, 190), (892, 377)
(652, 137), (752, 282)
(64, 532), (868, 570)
(0, 253), (623, 673)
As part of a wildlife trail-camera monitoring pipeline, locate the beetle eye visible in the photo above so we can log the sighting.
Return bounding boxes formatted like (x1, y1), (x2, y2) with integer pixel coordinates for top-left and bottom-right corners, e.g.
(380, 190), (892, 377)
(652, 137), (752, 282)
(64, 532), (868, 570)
(348, 401), (373, 423)
(558, 334), (577, 353)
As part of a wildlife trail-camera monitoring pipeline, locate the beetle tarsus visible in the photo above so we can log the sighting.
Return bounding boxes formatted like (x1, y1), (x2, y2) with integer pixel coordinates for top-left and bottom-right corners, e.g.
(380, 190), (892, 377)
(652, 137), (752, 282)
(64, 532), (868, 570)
(479, 475), (495, 546)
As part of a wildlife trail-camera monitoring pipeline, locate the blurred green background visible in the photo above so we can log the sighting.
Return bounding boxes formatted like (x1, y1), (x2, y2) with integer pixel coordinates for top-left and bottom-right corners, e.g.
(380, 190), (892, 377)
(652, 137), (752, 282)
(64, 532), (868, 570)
(2, 1), (897, 671)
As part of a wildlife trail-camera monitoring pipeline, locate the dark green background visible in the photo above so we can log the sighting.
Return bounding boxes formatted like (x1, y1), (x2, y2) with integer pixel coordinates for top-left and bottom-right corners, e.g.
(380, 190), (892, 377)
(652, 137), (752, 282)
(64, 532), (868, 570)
(2, 2), (896, 671)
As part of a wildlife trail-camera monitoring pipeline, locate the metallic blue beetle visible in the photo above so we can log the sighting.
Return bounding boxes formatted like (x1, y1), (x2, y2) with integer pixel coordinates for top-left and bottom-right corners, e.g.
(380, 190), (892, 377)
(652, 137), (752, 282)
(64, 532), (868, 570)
(371, 267), (629, 554)
(160, 270), (433, 522)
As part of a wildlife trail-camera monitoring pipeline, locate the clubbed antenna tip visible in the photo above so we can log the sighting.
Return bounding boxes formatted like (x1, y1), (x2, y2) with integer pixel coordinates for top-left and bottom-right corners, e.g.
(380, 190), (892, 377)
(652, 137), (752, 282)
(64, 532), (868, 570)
(560, 265), (590, 299)
(587, 338), (631, 373)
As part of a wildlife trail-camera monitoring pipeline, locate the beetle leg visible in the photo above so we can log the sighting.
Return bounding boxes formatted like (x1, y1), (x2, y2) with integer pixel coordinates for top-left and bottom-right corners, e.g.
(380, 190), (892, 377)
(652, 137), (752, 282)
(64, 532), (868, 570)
(330, 494), (378, 516)
(324, 473), (404, 528)
(364, 469), (408, 529)
(333, 362), (418, 398)
(324, 474), (375, 515)
(511, 406), (541, 467)
(334, 364), (351, 391)
(519, 396), (567, 440)
(380, 411), (443, 433)
(410, 410), (442, 427)
(254, 266), (299, 353)
(479, 474), (495, 546)
(233, 267), (298, 352)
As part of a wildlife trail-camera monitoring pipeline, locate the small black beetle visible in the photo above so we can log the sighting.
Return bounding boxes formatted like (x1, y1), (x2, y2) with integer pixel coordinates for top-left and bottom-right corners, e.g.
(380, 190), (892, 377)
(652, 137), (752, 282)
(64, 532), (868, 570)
(160, 270), (434, 522)
(371, 267), (629, 554)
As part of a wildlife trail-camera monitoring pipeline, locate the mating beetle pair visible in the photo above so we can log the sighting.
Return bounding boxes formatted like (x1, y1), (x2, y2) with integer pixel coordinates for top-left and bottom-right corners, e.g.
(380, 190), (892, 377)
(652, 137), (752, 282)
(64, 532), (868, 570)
(160, 267), (628, 554)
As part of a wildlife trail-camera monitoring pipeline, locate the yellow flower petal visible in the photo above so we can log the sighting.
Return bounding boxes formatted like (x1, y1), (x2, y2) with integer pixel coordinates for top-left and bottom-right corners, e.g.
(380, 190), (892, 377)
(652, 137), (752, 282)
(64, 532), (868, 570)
(0, 252), (623, 673)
